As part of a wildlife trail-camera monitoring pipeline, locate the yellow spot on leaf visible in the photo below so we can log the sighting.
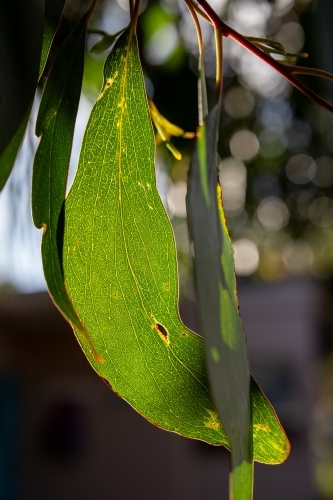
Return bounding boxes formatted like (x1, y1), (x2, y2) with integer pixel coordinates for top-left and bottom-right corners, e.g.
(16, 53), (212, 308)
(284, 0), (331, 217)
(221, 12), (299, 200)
(118, 96), (125, 109)
(204, 410), (222, 432)
(253, 424), (270, 433)
(97, 71), (118, 100)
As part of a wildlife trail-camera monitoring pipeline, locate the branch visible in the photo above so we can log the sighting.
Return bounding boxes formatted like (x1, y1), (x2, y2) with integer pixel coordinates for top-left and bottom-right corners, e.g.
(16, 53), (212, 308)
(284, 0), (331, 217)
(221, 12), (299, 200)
(87, 0), (99, 24)
(193, 0), (333, 114)
(131, 0), (141, 30)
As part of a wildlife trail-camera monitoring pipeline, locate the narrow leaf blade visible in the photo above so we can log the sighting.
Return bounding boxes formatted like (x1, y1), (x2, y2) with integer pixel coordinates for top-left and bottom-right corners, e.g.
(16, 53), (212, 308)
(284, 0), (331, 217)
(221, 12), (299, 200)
(0, 109), (30, 191)
(90, 33), (119, 54)
(187, 108), (253, 495)
(0, 1), (44, 190)
(32, 14), (88, 334)
(39, 0), (67, 77)
(187, 106), (290, 468)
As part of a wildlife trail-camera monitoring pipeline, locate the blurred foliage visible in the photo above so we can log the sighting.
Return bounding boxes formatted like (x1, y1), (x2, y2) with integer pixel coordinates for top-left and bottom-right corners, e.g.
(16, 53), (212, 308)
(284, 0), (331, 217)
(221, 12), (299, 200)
(2, 0), (333, 291)
(88, 0), (333, 287)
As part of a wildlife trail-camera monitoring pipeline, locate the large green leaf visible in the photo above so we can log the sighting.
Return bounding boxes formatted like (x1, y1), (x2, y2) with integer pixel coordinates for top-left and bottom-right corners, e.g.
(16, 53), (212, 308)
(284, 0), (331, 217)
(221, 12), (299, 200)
(39, 0), (67, 77)
(0, 1), (44, 191)
(32, 14), (88, 335)
(63, 27), (290, 463)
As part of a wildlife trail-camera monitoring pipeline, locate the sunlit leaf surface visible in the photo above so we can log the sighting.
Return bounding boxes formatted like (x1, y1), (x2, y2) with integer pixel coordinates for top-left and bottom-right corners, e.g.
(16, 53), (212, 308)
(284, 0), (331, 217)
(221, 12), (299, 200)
(63, 27), (290, 462)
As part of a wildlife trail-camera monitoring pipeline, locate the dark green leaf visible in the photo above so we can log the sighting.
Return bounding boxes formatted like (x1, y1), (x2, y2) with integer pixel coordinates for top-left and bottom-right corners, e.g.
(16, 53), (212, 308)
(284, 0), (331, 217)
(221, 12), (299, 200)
(188, 18), (255, 494)
(0, 1), (44, 191)
(32, 14), (89, 334)
(90, 31), (124, 54)
(39, 0), (67, 77)
(63, 27), (290, 463)
(0, 109), (30, 191)
(187, 107), (253, 496)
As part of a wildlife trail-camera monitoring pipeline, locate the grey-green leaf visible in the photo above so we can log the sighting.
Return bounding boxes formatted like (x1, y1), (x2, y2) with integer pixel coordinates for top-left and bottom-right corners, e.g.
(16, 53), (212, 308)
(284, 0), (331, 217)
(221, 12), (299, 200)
(187, 107), (253, 496)
(39, 0), (67, 77)
(0, 1), (44, 191)
(62, 27), (290, 464)
(90, 32), (121, 54)
(32, 13), (88, 334)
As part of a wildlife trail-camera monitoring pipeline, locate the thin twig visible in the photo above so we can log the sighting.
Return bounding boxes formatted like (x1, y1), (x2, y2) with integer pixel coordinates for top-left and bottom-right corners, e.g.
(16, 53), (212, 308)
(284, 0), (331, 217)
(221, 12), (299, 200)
(184, 0), (204, 54)
(193, 0), (333, 114)
(129, 0), (134, 18)
(191, 1), (212, 24)
(184, 0), (208, 123)
(131, 0), (141, 30)
(87, 0), (99, 24)
(291, 66), (333, 82)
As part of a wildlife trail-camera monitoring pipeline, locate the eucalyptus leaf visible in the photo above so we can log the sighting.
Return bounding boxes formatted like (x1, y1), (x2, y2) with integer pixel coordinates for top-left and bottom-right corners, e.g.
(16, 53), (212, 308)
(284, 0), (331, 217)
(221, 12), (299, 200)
(32, 14), (89, 334)
(188, 22), (255, 497)
(149, 99), (194, 160)
(90, 30), (124, 54)
(0, 1), (44, 190)
(63, 27), (290, 463)
(187, 106), (253, 497)
(0, 109), (30, 191)
(39, 0), (67, 77)
(246, 37), (308, 62)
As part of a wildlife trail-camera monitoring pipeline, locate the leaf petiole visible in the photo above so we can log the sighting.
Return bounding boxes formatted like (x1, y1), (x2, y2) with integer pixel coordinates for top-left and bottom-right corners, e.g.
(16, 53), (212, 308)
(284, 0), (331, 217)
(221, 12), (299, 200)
(131, 0), (141, 31)
(184, 0), (208, 123)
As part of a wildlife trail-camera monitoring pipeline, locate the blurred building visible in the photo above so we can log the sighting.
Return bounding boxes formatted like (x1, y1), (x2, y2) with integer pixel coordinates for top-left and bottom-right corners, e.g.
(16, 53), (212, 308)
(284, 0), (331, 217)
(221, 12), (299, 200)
(0, 277), (325, 500)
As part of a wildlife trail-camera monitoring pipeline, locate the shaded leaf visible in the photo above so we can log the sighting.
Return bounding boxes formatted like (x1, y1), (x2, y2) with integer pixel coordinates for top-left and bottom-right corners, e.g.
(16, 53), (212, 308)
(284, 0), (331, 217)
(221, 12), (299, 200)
(187, 108), (290, 471)
(39, 0), (67, 77)
(188, 21), (254, 496)
(0, 1), (44, 191)
(90, 30), (125, 54)
(0, 109), (30, 191)
(32, 14), (88, 337)
(187, 107), (253, 496)
(63, 27), (290, 463)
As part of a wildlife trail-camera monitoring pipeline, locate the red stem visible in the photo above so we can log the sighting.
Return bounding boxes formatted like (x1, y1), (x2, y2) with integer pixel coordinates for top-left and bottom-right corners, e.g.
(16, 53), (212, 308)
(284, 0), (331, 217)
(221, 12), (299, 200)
(87, 0), (99, 23)
(194, 0), (333, 114)
(131, 0), (141, 30)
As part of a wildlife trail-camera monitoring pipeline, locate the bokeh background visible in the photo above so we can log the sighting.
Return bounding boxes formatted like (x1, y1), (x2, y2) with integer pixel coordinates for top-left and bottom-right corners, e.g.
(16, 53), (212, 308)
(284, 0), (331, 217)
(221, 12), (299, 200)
(1, 0), (333, 498)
